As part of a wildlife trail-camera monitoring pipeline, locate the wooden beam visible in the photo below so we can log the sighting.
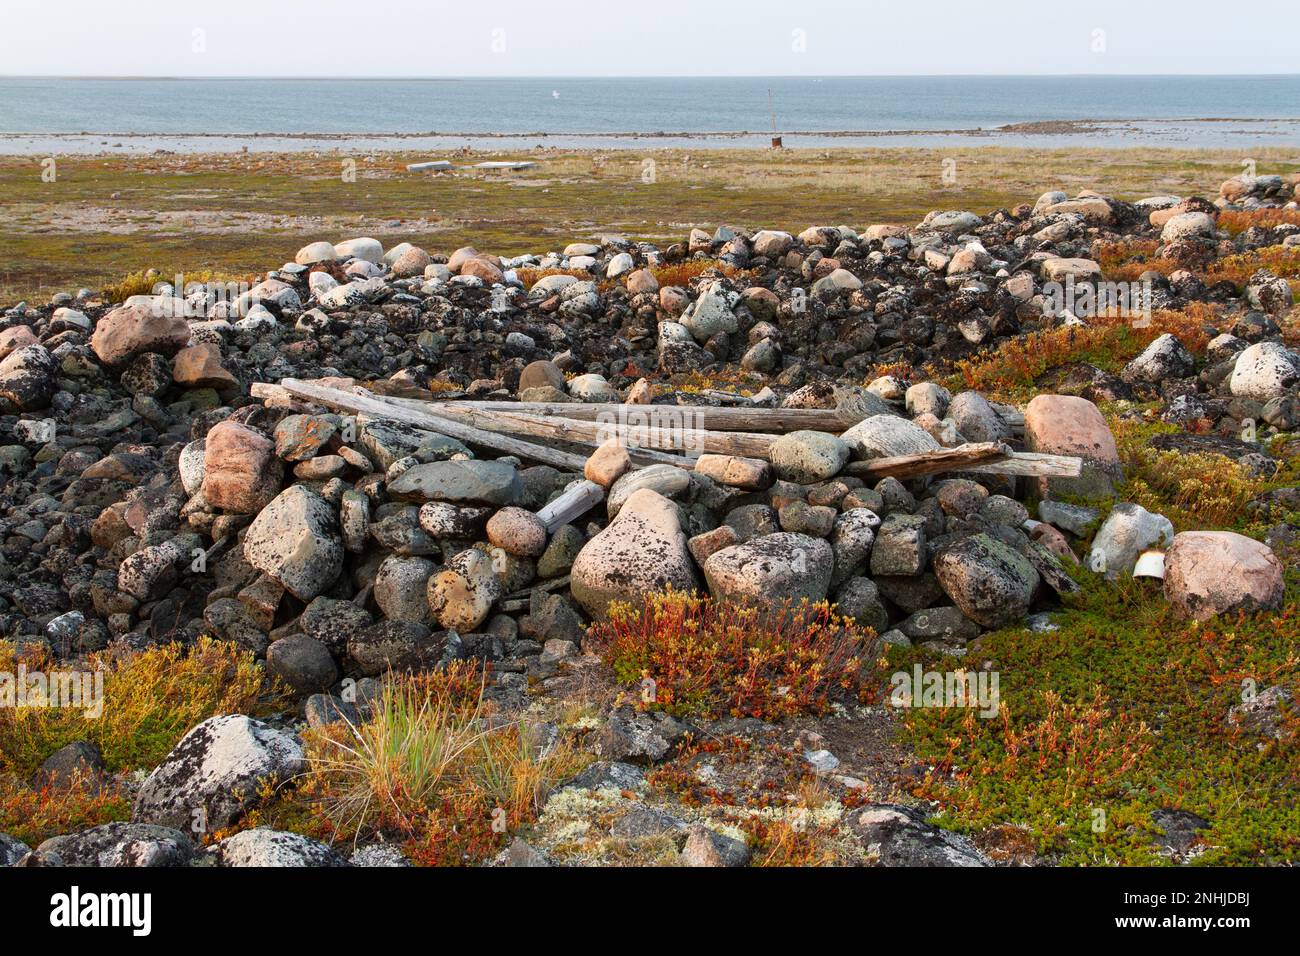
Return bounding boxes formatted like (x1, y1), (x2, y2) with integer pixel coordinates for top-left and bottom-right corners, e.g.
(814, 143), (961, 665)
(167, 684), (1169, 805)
(378, 397), (700, 467)
(535, 481), (605, 533)
(429, 400), (860, 433)
(269, 379), (592, 472)
(420, 404), (780, 459)
(844, 443), (1081, 481)
(964, 451), (1081, 478)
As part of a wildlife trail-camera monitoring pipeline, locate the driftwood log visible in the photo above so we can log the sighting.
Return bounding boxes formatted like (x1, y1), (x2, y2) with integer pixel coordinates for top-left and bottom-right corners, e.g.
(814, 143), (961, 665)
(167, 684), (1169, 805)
(844, 443), (1082, 481)
(428, 399), (860, 433)
(254, 380), (1080, 484)
(263, 379), (592, 471)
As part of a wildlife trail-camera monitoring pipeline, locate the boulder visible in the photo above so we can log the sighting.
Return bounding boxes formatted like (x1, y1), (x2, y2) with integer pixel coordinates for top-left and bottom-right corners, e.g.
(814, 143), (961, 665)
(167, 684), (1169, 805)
(347, 621), (443, 676)
(374, 555), (437, 625)
(90, 303), (191, 367)
(1041, 257), (1102, 282)
(333, 237), (383, 263)
(607, 464), (690, 518)
(35, 822), (193, 867)
(584, 439), (632, 488)
(486, 507), (547, 557)
(1122, 334), (1194, 384)
(208, 828), (344, 867)
(1023, 394), (1121, 498)
(840, 415), (940, 460)
(851, 804), (990, 867)
(1164, 531), (1284, 621)
(570, 489), (699, 618)
(933, 533), (1039, 629)
(201, 421), (283, 515)
(703, 532), (833, 607)
(768, 431), (850, 483)
(1229, 342), (1299, 402)
(0, 344), (58, 410)
(946, 391), (1011, 443)
(172, 343), (237, 389)
(1087, 503), (1174, 578)
(133, 715), (305, 832)
(243, 485), (344, 600)
(427, 548), (503, 631)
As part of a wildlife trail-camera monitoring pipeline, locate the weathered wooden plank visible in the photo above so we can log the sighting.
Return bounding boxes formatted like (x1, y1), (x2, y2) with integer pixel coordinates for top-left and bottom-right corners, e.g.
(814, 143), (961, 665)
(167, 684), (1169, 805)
(440, 406), (780, 459)
(963, 451), (1081, 478)
(535, 480), (605, 533)
(429, 400), (860, 433)
(378, 398), (699, 467)
(843, 443), (1081, 481)
(270, 379), (592, 471)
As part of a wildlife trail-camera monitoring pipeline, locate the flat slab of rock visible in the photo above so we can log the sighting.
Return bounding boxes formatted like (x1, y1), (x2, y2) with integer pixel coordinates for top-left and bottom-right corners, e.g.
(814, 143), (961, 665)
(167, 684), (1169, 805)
(851, 804), (991, 867)
(1164, 531), (1284, 621)
(387, 459), (521, 506)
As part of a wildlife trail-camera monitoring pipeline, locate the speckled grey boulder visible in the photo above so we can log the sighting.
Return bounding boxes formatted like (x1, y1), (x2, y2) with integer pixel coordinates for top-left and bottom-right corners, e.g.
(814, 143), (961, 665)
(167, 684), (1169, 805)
(571, 489), (699, 619)
(703, 532), (833, 607)
(933, 533), (1039, 629)
(208, 828), (345, 867)
(133, 715), (306, 833)
(243, 485), (344, 600)
(768, 431), (850, 483)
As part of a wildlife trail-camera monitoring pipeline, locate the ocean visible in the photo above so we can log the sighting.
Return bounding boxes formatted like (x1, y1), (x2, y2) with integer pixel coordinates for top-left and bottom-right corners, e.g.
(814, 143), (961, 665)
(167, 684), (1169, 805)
(1, 75), (1299, 153)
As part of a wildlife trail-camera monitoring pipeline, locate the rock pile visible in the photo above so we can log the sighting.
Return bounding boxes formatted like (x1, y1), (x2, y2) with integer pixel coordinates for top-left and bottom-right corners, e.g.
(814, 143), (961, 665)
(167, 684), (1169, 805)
(1, 171), (1295, 866)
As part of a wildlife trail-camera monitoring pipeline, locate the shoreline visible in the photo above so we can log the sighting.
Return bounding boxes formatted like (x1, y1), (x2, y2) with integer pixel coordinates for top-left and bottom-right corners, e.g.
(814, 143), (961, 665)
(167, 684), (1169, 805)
(5, 118), (1300, 155)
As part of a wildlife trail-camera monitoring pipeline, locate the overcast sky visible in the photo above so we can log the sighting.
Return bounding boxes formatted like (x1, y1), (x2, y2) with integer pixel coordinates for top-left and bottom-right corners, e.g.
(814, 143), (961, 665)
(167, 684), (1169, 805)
(4, 0), (1298, 77)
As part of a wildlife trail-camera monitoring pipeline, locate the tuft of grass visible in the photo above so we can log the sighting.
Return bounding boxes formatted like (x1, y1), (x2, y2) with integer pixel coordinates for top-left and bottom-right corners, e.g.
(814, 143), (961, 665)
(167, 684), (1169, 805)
(1103, 415), (1300, 535)
(514, 267), (592, 290)
(1205, 248), (1300, 292)
(588, 591), (876, 720)
(1119, 442), (1265, 531)
(292, 663), (587, 866)
(99, 267), (259, 306)
(1101, 238), (1300, 297)
(100, 269), (160, 303)
(0, 638), (280, 777)
(649, 260), (753, 288)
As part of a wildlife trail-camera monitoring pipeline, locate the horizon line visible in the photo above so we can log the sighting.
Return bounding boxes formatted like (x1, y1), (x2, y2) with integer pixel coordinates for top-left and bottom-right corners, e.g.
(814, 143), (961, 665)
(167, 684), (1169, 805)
(4, 72), (1300, 81)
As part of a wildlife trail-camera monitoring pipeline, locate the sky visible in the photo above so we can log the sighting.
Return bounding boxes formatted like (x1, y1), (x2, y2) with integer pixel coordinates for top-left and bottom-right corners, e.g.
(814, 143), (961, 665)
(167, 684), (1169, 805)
(3, 0), (1299, 77)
